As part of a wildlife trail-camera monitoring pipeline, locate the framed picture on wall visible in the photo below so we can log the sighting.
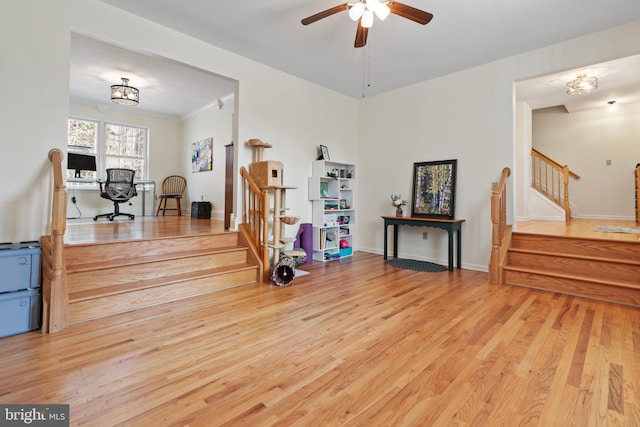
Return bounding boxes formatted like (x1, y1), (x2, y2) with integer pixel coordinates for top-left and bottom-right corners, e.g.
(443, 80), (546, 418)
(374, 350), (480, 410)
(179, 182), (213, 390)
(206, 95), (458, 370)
(411, 159), (457, 219)
(318, 145), (330, 161)
(192, 137), (213, 173)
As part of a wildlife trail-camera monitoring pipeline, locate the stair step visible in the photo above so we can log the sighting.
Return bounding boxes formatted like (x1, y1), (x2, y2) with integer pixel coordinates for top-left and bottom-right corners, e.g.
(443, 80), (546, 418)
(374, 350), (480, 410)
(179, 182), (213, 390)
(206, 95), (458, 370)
(63, 229), (261, 325)
(505, 231), (640, 307)
(503, 265), (640, 291)
(507, 249), (640, 284)
(503, 268), (640, 307)
(69, 263), (258, 302)
(66, 247), (248, 286)
(65, 232), (240, 270)
(511, 232), (640, 261)
(68, 267), (258, 324)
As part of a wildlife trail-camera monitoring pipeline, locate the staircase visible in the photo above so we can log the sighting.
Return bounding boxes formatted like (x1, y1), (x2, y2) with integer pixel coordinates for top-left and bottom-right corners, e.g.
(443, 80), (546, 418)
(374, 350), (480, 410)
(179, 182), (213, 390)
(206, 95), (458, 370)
(503, 232), (640, 307)
(64, 231), (259, 324)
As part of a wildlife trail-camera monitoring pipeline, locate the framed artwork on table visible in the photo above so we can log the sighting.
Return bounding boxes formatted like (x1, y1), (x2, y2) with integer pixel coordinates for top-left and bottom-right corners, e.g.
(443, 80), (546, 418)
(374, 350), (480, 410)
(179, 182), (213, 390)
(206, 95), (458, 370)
(411, 159), (457, 219)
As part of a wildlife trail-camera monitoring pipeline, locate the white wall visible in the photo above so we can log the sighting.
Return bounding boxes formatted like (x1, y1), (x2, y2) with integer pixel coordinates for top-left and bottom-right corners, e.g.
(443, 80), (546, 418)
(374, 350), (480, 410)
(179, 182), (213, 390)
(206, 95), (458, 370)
(533, 102), (640, 219)
(3, 1), (640, 271)
(515, 102), (532, 222)
(181, 100), (234, 219)
(0, 0), (359, 244)
(357, 21), (640, 271)
(71, 0), (360, 243)
(358, 65), (514, 271)
(0, 1), (70, 243)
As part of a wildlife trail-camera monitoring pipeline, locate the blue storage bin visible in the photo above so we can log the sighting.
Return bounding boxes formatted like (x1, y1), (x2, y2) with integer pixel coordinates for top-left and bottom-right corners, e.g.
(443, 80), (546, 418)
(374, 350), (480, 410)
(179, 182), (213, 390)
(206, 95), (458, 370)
(340, 247), (353, 257)
(0, 242), (41, 293)
(0, 288), (41, 337)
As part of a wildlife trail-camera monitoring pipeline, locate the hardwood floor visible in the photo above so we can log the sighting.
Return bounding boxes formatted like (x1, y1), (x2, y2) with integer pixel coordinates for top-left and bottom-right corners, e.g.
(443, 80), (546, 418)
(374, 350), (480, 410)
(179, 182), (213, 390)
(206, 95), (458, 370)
(2, 240), (640, 425)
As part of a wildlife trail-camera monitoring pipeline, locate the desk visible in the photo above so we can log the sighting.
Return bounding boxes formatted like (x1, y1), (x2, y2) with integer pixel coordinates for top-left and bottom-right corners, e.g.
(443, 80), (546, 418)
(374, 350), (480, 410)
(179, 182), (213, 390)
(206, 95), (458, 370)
(382, 216), (465, 272)
(67, 178), (156, 217)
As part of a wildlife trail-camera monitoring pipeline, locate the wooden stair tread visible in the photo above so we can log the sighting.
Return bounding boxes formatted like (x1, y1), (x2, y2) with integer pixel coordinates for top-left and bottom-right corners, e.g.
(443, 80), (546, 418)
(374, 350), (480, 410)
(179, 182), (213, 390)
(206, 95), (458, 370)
(508, 247), (640, 266)
(503, 264), (640, 291)
(69, 263), (258, 302)
(67, 246), (247, 273)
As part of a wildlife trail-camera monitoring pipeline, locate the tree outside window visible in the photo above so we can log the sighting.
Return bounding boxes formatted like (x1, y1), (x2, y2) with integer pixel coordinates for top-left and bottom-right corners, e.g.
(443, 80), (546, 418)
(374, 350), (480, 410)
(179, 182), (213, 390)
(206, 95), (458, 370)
(67, 118), (98, 180)
(67, 118), (148, 183)
(105, 123), (147, 180)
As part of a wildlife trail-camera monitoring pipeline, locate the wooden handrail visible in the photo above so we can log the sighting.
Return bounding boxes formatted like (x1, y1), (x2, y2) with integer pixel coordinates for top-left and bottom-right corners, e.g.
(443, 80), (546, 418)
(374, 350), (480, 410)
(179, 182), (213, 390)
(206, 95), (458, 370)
(531, 149), (578, 222)
(240, 166), (270, 282)
(531, 148), (580, 179)
(41, 149), (69, 333)
(489, 167), (511, 284)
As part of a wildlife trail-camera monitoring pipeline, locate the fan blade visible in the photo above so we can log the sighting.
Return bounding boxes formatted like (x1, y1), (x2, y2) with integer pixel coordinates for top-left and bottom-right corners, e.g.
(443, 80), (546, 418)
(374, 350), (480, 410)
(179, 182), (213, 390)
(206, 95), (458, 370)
(388, 1), (433, 25)
(354, 19), (368, 48)
(301, 3), (349, 25)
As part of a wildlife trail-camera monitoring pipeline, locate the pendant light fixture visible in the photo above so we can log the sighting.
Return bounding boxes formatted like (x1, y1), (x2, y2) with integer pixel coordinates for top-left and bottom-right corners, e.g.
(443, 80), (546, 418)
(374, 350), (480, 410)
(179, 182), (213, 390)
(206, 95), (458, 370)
(111, 77), (139, 106)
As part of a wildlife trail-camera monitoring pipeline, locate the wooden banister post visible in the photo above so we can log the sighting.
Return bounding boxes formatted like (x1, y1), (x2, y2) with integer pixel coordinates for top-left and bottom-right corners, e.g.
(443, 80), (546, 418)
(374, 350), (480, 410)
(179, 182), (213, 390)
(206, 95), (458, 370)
(489, 167), (511, 284)
(563, 165), (570, 222)
(43, 149), (69, 333)
(261, 190), (270, 282)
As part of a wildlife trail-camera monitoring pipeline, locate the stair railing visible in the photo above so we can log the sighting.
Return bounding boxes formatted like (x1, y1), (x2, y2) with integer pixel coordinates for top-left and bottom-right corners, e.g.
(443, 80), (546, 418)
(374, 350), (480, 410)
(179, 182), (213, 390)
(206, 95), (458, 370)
(240, 166), (269, 282)
(635, 163), (640, 223)
(531, 148), (580, 222)
(41, 148), (69, 333)
(489, 167), (511, 284)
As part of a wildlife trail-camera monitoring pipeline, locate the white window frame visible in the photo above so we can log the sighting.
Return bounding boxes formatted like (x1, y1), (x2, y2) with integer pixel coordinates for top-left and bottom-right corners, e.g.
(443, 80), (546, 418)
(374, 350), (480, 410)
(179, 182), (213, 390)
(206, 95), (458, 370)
(67, 116), (149, 187)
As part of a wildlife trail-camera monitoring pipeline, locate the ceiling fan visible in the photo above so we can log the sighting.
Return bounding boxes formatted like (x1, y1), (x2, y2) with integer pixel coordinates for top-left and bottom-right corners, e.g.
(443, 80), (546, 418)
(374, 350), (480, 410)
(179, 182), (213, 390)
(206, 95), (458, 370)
(301, 0), (433, 48)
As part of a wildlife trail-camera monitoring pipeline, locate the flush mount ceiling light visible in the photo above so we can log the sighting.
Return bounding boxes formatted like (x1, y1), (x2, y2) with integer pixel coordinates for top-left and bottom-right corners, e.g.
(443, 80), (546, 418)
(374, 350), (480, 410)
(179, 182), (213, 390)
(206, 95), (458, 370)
(606, 100), (619, 112)
(566, 74), (598, 95)
(111, 77), (139, 106)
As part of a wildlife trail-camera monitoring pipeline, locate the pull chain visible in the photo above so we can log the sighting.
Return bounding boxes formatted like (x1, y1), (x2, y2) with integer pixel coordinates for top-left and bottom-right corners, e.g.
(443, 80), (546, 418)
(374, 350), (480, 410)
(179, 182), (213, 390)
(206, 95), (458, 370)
(361, 45), (371, 98)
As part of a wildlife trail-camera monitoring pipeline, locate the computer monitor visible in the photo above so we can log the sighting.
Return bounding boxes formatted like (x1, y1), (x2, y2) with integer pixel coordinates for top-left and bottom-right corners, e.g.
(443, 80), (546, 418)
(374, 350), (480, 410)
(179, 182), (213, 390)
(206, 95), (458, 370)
(67, 153), (97, 178)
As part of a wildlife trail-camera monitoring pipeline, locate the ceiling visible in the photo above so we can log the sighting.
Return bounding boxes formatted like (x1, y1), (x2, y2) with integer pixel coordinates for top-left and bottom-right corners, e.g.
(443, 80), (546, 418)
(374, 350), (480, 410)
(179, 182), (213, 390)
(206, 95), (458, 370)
(70, 33), (235, 117)
(72, 1), (640, 115)
(515, 54), (640, 113)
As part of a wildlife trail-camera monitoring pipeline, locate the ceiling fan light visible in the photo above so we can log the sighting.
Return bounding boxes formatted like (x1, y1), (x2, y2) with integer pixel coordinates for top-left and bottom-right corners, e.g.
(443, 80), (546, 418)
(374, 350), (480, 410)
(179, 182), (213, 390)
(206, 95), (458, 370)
(361, 10), (374, 28)
(349, 2), (366, 21)
(374, 3), (390, 20)
(365, 0), (380, 10)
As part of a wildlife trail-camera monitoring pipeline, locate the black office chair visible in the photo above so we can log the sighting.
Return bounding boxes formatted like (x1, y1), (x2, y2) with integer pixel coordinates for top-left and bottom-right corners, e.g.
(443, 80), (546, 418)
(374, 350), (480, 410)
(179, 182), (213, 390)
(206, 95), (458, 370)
(93, 168), (137, 221)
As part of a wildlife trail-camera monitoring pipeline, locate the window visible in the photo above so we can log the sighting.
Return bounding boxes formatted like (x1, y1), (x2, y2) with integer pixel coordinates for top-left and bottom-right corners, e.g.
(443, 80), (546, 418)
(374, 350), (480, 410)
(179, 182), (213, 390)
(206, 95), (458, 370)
(67, 118), (98, 180)
(67, 117), (148, 182)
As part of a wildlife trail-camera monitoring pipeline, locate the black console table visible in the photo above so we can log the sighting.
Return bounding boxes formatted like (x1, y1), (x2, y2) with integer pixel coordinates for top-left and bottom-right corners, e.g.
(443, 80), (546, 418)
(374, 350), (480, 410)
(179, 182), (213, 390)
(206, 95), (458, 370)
(382, 216), (465, 272)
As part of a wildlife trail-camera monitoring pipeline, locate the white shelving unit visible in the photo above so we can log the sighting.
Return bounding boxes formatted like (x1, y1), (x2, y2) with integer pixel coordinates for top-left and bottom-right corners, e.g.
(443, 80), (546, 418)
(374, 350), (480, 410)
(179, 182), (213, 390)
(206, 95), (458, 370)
(308, 160), (355, 262)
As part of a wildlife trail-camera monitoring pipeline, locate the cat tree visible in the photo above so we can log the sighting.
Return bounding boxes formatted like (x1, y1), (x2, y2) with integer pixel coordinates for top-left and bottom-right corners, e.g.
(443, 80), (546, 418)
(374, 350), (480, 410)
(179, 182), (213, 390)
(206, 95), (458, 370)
(246, 139), (302, 285)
